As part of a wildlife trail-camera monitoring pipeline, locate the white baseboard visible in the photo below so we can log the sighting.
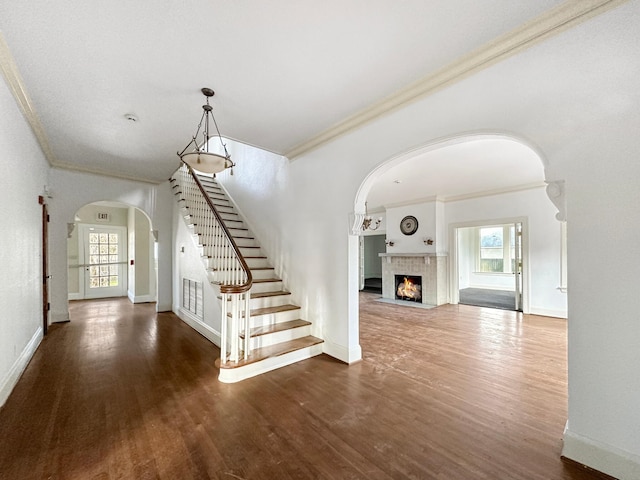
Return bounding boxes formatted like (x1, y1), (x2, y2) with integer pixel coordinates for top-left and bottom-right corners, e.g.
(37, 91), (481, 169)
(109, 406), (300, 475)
(68, 292), (82, 301)
(50, 309), (69, 323)
(127, 292), (156, 304)
(156, 300), (172, 312)
(0, 327), (43, 408)
(563, 427), (640, 480)
(529, 307), (567, 319)
(177, 308), (220, 346)
(469, 284), (514, 291)
(322, 338), (362, 364)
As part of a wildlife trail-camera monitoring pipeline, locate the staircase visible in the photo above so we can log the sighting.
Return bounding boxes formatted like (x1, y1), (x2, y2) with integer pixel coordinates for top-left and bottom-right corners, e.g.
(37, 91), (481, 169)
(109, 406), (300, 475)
(172, 165), (323, 383)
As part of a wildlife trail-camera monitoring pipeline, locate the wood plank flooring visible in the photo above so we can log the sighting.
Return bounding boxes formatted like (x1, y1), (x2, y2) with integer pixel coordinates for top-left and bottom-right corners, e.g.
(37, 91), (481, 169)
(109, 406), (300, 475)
(0, 294), (610, 479)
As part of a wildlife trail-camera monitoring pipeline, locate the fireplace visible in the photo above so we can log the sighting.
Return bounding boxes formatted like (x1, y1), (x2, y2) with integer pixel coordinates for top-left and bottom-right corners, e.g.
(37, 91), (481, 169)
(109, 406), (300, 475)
(395, 275), (422, 302)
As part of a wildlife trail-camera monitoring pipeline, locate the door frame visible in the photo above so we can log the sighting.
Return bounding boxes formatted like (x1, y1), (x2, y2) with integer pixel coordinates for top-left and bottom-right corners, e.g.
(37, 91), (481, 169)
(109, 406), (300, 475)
(39, 196), (49, 334)
(77, 224), (128, 299)
(449, 217), (529, 313)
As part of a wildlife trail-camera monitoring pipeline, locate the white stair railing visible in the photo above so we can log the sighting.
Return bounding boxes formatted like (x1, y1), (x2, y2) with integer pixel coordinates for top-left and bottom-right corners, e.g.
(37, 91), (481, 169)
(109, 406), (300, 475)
(171, 163), (252, 364)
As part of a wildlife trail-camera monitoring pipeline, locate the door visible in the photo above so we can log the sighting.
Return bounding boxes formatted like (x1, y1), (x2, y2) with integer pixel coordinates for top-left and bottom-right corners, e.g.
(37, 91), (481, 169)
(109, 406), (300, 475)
(80, 225), (127, 299)
(513, 222), (523, 312)
(39, 196), (49, 334)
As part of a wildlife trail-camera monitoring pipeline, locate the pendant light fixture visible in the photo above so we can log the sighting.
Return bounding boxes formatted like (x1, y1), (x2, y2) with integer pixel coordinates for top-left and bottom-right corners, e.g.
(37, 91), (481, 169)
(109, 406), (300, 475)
(177, 87), (235, 174)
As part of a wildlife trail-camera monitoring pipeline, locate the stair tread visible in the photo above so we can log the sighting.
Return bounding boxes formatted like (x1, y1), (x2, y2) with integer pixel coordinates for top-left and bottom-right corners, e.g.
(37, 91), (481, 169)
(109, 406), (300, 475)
(218, 336), (323, 369)
(240, 319), (312, 339)
(218, 290), (290, 301)
(252, 278), (281, 284)
(251, 290), (290, 298)
(249, 267), (274, 271)
(227, 303), (300, 318)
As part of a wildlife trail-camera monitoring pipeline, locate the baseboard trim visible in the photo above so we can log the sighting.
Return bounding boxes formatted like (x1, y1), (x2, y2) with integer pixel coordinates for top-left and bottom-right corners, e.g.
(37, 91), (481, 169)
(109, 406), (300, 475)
(0, 327), (43, 408)
(322, 338), (362, 364)
(563, 427), (640, 480)
(177, 308), (221, 347)
(529, 307), (567, 319)
(127, 292), (155, 304)
(50, 310), (70, 323)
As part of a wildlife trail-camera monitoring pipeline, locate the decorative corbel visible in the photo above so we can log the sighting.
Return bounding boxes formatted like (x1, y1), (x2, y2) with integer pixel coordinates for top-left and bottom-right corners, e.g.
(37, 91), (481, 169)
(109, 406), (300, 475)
(545, 180), (566, 221)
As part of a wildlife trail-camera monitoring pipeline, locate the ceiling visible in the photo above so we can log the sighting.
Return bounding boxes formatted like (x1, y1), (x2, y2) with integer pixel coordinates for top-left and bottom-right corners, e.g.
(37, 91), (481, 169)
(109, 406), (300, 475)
(366, 137), (545, 211)
(0, 0), (623, 189)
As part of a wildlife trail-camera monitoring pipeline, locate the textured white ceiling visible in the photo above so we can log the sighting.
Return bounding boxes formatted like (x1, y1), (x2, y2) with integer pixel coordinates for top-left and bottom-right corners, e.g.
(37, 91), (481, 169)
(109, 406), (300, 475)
(0, 0), (566, 183)
(366, 138), (545, 210)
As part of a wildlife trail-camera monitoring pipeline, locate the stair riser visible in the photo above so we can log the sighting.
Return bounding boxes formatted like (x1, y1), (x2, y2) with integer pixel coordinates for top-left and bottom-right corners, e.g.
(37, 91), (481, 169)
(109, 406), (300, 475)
(249, 269), (277, 280)
(248, 325), (311, 350)
(227, 227), (250, 237)
(240, 247), (262, 257)
(248, 309), (301, 328)
(249, 295), (291, 309)
(219, 213), (240, 222)
(245, 257), (271, 269)
(250, 281), (284, 294)
(214, 207), (236, 215)
(223, 218), (245, 227)
(218, 344), (323, 384)
(232, 238), (258, 248)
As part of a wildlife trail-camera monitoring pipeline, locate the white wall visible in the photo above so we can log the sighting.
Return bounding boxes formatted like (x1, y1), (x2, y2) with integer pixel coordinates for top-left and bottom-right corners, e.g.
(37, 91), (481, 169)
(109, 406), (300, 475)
(172, 202), (222, 343)
(557, 109), (640, 477)
(385, 203), (437, 254)
(0, 72), (49, 407)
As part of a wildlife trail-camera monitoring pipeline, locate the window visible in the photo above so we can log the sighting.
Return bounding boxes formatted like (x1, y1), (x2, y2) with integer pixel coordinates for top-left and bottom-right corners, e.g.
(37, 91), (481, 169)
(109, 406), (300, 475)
(478, 225), (515, 273)
(88, 232), (119, 288)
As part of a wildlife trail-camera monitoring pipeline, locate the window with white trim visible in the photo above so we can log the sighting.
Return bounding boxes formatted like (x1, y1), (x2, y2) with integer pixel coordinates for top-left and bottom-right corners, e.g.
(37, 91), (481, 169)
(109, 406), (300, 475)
(478, 225), (515, 273)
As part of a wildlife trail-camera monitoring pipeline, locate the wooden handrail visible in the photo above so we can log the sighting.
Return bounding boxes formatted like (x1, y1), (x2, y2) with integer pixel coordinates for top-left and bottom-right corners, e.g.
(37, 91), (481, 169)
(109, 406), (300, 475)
(180, 163), (253, 294)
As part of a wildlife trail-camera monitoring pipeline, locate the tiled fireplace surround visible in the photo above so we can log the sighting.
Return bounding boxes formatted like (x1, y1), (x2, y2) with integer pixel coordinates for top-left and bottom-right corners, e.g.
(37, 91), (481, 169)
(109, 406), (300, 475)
(379, 253), (448, 306)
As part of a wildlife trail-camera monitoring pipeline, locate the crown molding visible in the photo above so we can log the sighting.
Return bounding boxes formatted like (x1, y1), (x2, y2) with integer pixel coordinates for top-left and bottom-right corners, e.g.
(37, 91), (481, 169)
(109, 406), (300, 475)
(0, 32), (57, 166)
(51, 163), (165, 185)
(381, 182), (546, 210)
(285, 0), (628, 160)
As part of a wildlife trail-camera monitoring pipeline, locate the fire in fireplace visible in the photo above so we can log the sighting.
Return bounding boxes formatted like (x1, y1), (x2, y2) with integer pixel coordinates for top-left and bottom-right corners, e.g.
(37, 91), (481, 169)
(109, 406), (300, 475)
(395, 275), (422, 302)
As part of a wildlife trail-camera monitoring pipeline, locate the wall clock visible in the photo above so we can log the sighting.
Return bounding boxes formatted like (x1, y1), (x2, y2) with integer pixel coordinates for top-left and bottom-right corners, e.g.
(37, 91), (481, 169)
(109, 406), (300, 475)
(400, 215), (419, 235)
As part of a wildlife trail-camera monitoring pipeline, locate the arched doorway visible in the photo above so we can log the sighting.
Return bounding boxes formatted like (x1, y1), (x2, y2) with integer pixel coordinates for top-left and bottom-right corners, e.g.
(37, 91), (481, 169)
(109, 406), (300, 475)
(350, 132), (566, 337)
(67, 201), (157, 303)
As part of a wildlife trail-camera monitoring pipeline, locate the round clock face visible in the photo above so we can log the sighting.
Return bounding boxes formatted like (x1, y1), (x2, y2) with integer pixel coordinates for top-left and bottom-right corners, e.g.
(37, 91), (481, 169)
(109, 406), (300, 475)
(400, 215), (419, 235)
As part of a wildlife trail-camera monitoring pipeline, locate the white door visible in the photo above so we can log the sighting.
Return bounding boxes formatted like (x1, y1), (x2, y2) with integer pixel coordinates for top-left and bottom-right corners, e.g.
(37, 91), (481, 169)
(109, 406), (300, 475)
(80, 225), (127, 299)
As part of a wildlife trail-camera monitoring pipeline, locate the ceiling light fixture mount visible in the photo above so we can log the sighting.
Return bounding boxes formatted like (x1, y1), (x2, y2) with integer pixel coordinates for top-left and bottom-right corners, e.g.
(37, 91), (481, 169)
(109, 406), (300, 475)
(178, 87), (235, 174)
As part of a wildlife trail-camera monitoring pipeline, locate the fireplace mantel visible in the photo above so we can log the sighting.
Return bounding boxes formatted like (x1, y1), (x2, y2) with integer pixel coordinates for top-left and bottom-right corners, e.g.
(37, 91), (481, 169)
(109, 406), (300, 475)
(378, 253), (448, 306)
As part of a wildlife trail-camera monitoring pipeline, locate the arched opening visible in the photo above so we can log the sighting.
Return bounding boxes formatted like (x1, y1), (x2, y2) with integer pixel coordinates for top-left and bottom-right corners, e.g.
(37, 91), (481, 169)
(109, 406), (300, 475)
(67, 201), (157, 304)
(350, 132), (566, 344)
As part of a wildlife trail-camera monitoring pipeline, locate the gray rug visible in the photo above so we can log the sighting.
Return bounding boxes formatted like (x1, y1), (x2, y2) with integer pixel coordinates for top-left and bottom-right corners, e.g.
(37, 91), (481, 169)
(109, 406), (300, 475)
(459, 288), (515, 310)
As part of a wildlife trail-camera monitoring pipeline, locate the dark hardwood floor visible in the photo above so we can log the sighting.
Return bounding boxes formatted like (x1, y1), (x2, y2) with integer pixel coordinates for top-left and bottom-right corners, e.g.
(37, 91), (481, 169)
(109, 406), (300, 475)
(0, 294), (609, 479)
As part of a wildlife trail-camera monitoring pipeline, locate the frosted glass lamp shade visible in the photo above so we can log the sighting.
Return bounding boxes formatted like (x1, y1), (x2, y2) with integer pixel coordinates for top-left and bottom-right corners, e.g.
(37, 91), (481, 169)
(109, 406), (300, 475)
(182, 151), (231, 174)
